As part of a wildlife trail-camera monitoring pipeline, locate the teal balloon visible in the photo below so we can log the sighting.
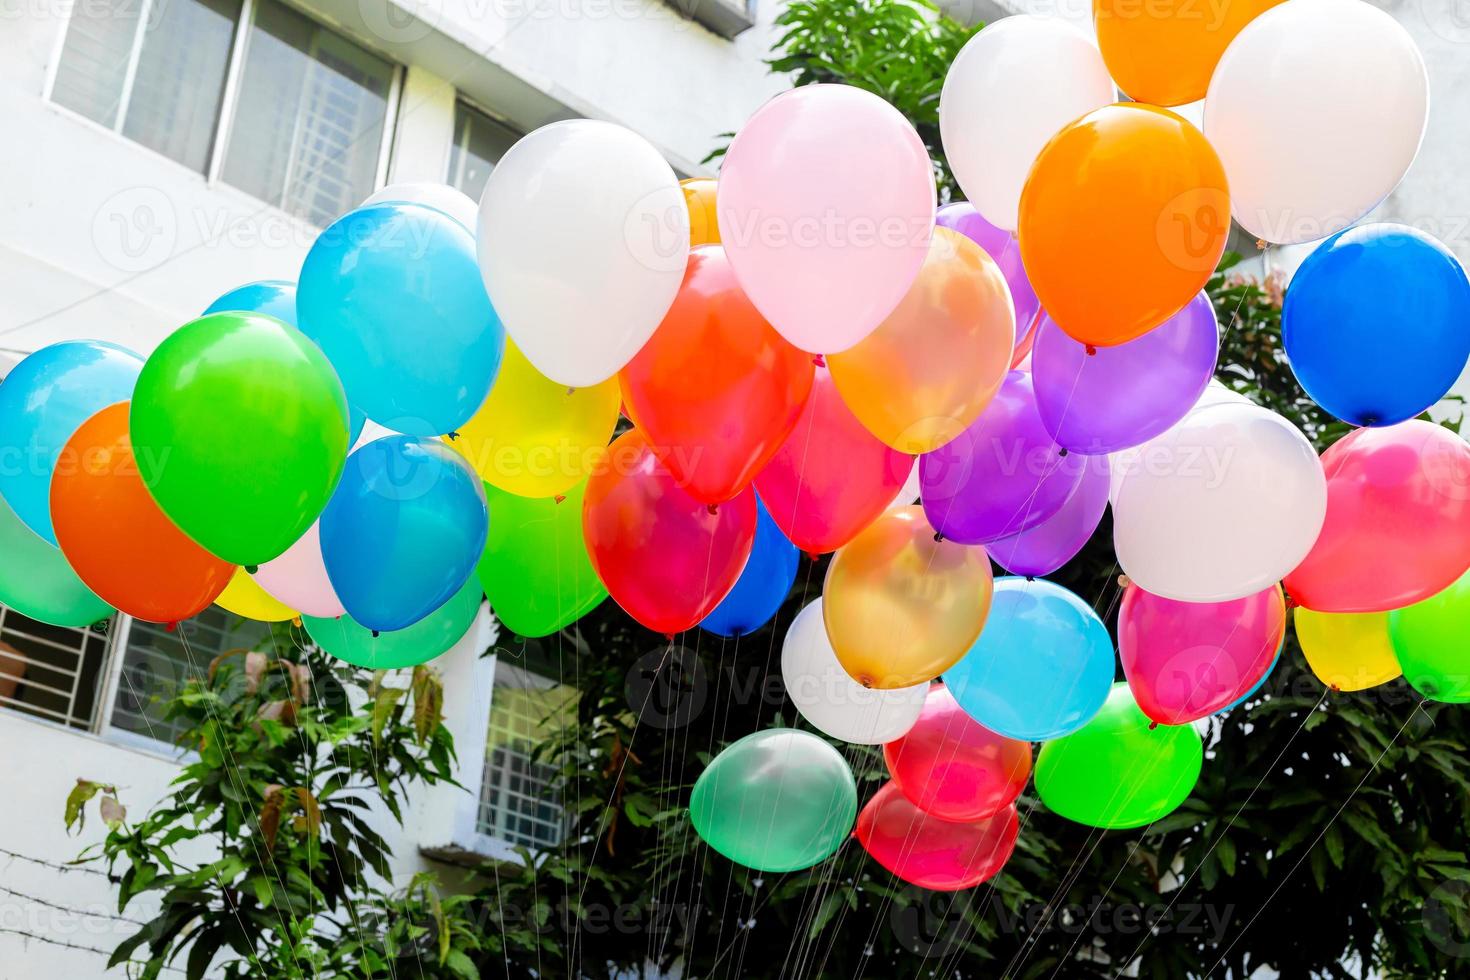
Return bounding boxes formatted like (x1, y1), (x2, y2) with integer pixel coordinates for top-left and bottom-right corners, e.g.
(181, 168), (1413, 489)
(0, 491), (113, 627)
(304, 574), (483, 669)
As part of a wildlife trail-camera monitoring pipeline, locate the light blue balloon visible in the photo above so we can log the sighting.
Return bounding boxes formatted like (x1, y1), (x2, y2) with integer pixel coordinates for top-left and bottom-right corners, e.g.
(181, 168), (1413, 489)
(0, 341), (142, 543)
(204, 280), (364, 444)
(297, 203), (505, 436)
(944, 577), (1114, 741)
(320, 435), (488, 633)
(701, 497), (799, 637)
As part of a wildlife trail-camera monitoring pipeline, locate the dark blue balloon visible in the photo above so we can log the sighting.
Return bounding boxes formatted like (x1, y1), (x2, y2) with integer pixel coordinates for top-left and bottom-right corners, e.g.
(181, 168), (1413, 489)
(700, 498), (799, 638)
(1283, 224), (1470, 426)
(321, 435), (488, 632)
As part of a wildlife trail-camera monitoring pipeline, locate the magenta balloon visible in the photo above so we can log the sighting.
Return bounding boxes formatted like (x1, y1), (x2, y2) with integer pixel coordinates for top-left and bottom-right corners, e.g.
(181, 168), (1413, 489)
(987, 454), (1110, 577)
(936, 202), (1041, 346)
(856, 782), (1018, 892)
(920, 370), (1084, 543)
(1119, 582), (1286, 725)
(1033, 291), (1219, 454)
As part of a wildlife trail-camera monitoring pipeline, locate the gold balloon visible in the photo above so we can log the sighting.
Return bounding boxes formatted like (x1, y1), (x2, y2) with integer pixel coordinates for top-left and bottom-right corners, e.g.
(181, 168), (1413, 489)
(681, 177), (720, 247)
(451, 341), (620, 499)
(829, 227), (1015, 454)
(1293, 608), (1401, 692)
(823, 506), (993, 689)
(216, 567), (297, 623)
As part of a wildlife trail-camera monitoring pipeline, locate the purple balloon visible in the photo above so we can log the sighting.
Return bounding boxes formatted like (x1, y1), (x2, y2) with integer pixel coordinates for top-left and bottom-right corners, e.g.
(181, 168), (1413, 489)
(1033, 291), (1219, 455)
(920, 371), (1084, 544)
(986, 455), (1110, 577)
(937, 203), (1040, 348)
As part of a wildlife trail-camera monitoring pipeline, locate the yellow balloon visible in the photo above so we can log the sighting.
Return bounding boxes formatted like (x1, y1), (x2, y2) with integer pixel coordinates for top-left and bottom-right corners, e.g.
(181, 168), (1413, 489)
(1293, 608), (1401, 692)
(451, 341), (620, 498)
(681, 177), (720, 246)
(216, 567), (298, 623)
(823, 506), (993, 689)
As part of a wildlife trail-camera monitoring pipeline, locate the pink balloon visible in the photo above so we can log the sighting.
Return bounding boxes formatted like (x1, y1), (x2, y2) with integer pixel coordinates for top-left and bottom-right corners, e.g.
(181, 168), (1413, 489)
(856, 782), (1018, 892)
(1119, 582), (1285, 725)
(717, 84), (936, 355)
(884, 684), (1031, 822)
(254, 521), (344, 618)
(1285, 421), (1470, 612)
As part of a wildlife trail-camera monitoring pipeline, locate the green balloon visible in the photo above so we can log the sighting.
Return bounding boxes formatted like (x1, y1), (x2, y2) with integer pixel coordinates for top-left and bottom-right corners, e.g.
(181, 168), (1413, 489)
(304, 574), (483, 669)
(1035, 683), (1202, 830)
(476, 480), (606, 638)
(690, 728), (856, 873)
(130, 312), (349, 566)
(0, 492), (113, 627)
(1389, 569), (1470, 702)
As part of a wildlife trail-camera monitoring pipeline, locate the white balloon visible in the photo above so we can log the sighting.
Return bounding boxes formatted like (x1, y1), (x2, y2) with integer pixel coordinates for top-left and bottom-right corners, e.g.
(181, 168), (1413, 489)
(363, 182), (478, 231)
(782, 599), (927, 745)
(1204, 0), (1428, 245)
(477, 120), (688, 388)
(1109, 382), (1247, 504)
(1112, 401), (1326, 602)
(939, 16), (1116, 231)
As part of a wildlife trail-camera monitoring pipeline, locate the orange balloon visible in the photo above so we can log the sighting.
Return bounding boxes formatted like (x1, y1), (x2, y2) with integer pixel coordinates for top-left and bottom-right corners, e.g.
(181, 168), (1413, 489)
(828, 228), (1015, 454)
(51, 402), (234, 623)
(823, 506), (993, 689)
(1019, 103), (1229, 348)
(681, 177), (720, 246)
(1094, 0), (1284, 107)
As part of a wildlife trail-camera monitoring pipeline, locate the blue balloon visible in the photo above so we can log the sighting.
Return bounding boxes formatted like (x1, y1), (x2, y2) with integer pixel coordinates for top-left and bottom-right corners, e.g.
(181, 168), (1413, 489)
(0, 341), (142, 543)
(297, 202), (505, 436)
(320, 435), (488, 632)
(700, 498), (799, 637)
(203, 280), (364, 444)
(1283, 223), (1470, 427)
(944, 577), (1114, 741)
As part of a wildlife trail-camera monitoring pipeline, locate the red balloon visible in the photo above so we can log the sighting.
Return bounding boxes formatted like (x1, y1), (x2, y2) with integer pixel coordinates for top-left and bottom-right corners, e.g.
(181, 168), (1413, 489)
(1285, 421), (1470, 612)
(856, 782), (1018, 892)
(754, 367), (913, 554)
(583, 428), (756, 634)
(619, 246), (814, 504)
(884, 683), (1031, 822)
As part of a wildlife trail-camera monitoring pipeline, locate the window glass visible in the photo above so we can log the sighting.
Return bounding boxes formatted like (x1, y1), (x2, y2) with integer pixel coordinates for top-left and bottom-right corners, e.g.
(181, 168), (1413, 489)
(447, 101), (520, 202)
(0, 605), (111, 730)
(478, 660), (577, 850)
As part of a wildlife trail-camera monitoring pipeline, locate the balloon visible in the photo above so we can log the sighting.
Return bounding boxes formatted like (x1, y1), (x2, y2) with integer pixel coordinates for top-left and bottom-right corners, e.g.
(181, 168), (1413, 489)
(681, 177), (720, 246)
(828, 227), (1016, 454)
(478, 120), (688, 387)
(216, 568), (298, 623)
(582, 429), (756, 635)
(252, 522), (343, 619)
(130, 311), (349, 567)
(1203, 0), (1428, 245)
(0, 488), (112, 627)
(857, 782), (1018, 891)
(718, 84), (935, 354)
(920, 370), (1083, 544)
(1284, 422), (1470, 612)
(0, 340), (142, 542)
(1389, 570), (1470, 702)
(51, 403), (232, 623)
(939, 16), (1115, 231)
(702, 499), (799, 638)
(936, 202), (1040, 346)
(754, 367), (913, 554)
(1219, 644), (1279, 713)
(690, 728), (857, 873)
(320, 436), (488, 632)
(884, 683), (1031, 822)
(823, 506), (993, 689)
(299, 202), (504, 435)
(986, 452), (1109, 578)
(1282, 224), (1470, 427)
(306, 574), (484, 670)
(477, 480), (606, 638)
(1019, 103), (1229, 348)
(1118, 582), (1285, 725)
(362, 181), (477, 230)
(452, 341), (620, 499)
(1033, 291), (1218, 454)
(1113, 401), (1325, 602)
(1094, 0), (1283, 106)
(780, 599), (927, 744)
(945, 577), (1114, 741)
(1294, 608), (1400, 692)
(1035, 683), (1203, 830)
(620, 246), (814, 503)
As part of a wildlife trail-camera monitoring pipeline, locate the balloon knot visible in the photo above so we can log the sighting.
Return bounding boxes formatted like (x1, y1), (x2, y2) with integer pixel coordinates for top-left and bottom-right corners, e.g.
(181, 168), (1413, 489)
(291, 616), (302, 628)
(805, 551), (823, 562)
(1330, 683), (1341, 693)
(707, 504), (719, 516)
(1255, 238), (1268, 251)
(663, 632), (675, 642)
(446, 430), (459, 441)
(933, 531), (944, 543)
(371, 630), (380, 638)
(1117, 574), (1132, 590)
(1025, 576), (1035, 582)
(812, 354), (826, 367)
(164, 621), (178, 633)
(566, 386), (577, 395)
(1362, 416), (1378, 427)
(1085, 345), (1097, 356)
(245, 565), (258, 575)
(554, 494), (567, 504)
(1058, 447), (1069, 457)
(1147, 721), (1159, 731)
(1284, 594), (1299, 610)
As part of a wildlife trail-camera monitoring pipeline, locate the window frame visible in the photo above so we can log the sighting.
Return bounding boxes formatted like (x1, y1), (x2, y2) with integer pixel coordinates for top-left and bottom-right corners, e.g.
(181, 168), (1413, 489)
(444, 95), (523, 201)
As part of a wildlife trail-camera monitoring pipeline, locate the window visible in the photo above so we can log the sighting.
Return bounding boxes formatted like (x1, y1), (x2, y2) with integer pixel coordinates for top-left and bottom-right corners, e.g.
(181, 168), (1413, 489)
(478, 659), (578, 850)
(0, 604), (111, 730)
(447, 100), (520, 202)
